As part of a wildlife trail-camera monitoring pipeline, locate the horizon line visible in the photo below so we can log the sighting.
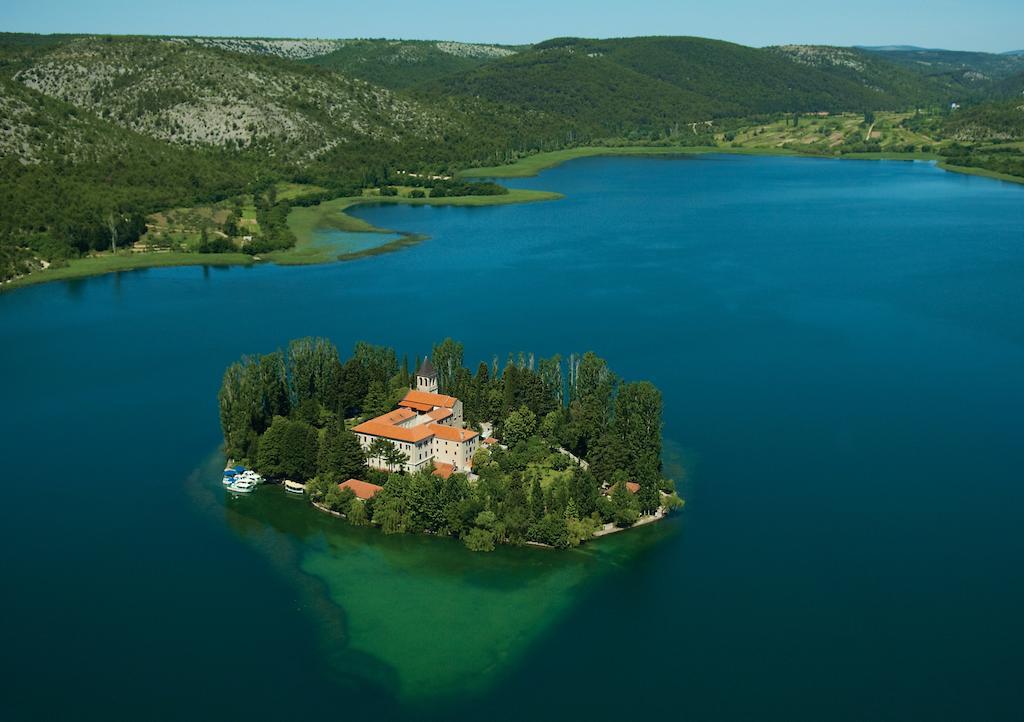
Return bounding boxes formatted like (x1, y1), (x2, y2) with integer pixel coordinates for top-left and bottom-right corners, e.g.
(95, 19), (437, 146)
(0, 29), (1018, 55)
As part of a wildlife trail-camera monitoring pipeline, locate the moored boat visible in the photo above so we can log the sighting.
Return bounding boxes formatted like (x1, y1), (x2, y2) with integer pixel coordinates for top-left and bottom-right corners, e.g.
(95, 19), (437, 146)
(284, 479), (305, 495)
(228, 477), (257, 493)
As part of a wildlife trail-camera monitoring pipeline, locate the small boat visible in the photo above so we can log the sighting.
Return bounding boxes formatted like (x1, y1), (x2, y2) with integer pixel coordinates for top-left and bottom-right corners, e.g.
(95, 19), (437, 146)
(238, 470), (263, 484)
(284, 480), (305, 495)
(229, 478), (257, 493)
(222, 474), (237, 487)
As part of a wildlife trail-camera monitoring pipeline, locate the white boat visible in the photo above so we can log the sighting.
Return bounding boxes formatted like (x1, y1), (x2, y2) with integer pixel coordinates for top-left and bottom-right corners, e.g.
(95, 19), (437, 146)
(229, 478), (257, 493)
(240, 470), (263, 484)
(222, 474), (237, 487)
(284, 480), (305, 495)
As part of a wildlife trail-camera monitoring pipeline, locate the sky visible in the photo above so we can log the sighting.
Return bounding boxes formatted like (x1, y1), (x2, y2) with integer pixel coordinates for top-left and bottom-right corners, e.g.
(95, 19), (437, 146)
(2, 0), (1022, 53)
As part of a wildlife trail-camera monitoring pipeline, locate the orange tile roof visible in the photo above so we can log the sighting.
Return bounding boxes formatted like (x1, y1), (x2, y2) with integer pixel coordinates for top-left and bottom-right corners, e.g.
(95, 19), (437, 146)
(398, 399), (434, 412)
(483, 437), (498, 445)
(604, 481), (642, 496)
(351, 419), (435, 443)
(429, 423), (478, 442)
(427, 408), (453, 421)
(339, 478), (384, 500)
(401, 389), (458, 409)
(432, 462), (455, 479)
(372, 408), (417, 425)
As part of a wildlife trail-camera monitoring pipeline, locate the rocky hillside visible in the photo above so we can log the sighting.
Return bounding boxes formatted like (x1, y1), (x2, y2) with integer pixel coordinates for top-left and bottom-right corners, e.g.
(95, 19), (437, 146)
(768, 44), (969, 105)
(859, 46), (1024, 84)
(174, 37), (346, 59)
(306, 39), (520, 89)
(13, 36), (452, 159)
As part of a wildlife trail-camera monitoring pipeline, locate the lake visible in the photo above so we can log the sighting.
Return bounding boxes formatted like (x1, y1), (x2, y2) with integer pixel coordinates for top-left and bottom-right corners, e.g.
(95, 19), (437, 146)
(1, 154), (1022, 721)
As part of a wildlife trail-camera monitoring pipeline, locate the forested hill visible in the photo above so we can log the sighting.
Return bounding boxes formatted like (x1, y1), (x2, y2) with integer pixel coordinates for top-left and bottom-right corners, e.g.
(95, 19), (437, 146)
(419, 37), (948, 136)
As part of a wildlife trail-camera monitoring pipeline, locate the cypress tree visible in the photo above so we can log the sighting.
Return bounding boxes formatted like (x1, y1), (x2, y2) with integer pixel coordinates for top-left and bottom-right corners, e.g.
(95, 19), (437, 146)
(530, 476), (545, 521)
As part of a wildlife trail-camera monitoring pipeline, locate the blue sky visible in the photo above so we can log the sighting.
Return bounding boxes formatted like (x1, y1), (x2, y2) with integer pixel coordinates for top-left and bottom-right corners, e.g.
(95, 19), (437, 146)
(3, 0), (1021, 52)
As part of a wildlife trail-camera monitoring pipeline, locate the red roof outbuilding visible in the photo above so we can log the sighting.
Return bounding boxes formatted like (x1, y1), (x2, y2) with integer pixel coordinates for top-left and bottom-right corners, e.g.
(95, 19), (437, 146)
(338, 478), (384, 500)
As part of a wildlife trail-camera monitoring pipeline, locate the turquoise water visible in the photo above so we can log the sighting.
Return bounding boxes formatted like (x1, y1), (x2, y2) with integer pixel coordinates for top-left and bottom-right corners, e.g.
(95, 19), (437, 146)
(1, 155), (1023, 720)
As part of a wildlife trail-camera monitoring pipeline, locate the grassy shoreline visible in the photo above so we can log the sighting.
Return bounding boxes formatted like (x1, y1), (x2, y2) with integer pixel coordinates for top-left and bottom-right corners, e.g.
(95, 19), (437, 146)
(460, 145), (800, 178)
(460, 144), (1023, 185)
(936, 162), (1024, 185)
(1, 251), (257, 292)
(1, 189), (562, 292)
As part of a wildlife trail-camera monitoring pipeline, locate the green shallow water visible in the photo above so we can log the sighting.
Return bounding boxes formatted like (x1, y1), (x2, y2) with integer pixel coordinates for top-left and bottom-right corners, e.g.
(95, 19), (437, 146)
(307, 227), (404, 255)
(190, 452), (675, 708)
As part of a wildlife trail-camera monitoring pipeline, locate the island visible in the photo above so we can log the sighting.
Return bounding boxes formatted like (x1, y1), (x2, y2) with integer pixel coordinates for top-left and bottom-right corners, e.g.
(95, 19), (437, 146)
(218, 337), (683, 550)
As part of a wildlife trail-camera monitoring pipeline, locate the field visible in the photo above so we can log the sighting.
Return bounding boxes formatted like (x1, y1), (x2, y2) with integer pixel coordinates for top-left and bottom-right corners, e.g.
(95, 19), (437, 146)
(722, 111), (941, 155)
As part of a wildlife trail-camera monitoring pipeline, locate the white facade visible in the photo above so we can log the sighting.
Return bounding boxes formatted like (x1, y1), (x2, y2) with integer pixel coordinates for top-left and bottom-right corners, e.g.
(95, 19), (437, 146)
(352, 360), (477, 475)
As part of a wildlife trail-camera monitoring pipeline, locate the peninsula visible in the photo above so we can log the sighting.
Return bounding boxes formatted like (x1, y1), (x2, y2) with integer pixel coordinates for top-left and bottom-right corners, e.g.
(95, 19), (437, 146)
(218, 337), (683, 550)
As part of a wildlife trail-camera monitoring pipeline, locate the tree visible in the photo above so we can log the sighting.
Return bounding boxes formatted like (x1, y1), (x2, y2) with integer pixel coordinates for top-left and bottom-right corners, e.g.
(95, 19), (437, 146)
(463, 527), (495, 552)
(588, 432), (628, 486)
(538, 410), (562, 445)
(638, 479), (660, 516)
(568, 352), (616, 455)
(317, 420), (367, 482)
(383, 444), (409, 473)
(362, 380), (391, 418)
(528, 513), (569, 548)
(325, 484), (356, 513)
(537, 355), (563, 410)
(288, 337), (341, 410)
(255, 415), (288, 476)
(352, 341), (398, 390)
(218, 350), (290, 460)
(347, 497), (369, 525)
(373, 498), (407, 534)
(256, 416), (318, 480)
(611, 481), (640, 527)
(105, 211), (119, 252)
(570, 467), (599, 518)
(614, 381), (662, 483)
(367, 437), (394, 470)
(408, 470), (444, 532)
(529, 476), (545, 521)
(305, 476), (331, 503)
(337, 357), (369, 417)
(431, 337), (464, 394)
(502, 405), (537, 448)
(661, 492), (684, 513)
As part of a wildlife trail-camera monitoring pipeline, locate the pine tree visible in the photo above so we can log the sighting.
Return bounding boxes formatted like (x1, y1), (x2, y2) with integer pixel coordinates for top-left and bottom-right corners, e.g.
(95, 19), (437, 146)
(318, 420), (367, 482)
(530, 476), (545, 521)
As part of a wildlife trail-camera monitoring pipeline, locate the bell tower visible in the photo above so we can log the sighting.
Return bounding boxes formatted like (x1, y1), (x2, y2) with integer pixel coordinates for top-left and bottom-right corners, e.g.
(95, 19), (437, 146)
(416, 357), (438, 394)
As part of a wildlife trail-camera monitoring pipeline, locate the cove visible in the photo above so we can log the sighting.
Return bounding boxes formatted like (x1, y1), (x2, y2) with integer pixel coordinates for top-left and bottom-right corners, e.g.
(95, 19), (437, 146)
(1, 154), (1023, 721)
